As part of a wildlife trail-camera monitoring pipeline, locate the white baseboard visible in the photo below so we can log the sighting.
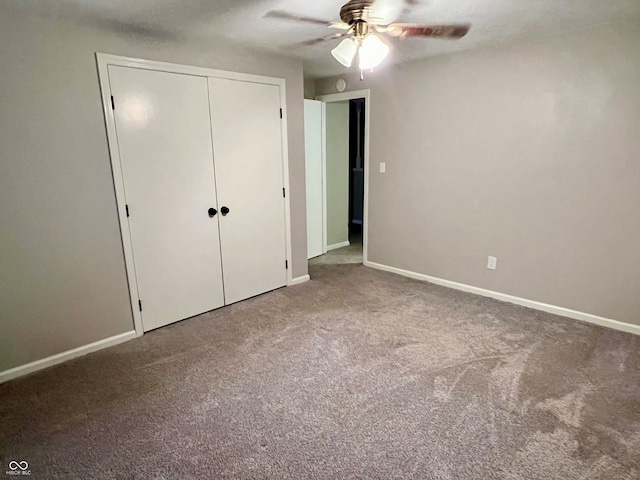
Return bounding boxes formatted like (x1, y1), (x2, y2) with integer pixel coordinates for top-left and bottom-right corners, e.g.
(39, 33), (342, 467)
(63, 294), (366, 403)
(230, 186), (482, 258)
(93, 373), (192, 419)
(327, 241), (350, 252)
(289, 274), (310, 286)
(0, 330), (137, 384)
(364, 261), (640, 336)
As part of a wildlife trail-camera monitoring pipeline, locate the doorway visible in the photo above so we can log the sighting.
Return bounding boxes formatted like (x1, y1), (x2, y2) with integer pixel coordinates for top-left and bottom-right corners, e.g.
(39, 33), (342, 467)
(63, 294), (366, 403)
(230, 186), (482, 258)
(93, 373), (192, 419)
(305, 89), (370, 267)
(348, 98), (365, 253)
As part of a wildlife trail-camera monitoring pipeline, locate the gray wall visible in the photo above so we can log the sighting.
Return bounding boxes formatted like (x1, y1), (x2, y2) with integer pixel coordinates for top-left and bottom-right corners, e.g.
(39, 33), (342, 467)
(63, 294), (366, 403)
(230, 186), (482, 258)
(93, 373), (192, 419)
(304, 78), (316, 99)
(0, 7), (307, 372)
(325, 102), (350, 247)
(316, 21), (640, 325)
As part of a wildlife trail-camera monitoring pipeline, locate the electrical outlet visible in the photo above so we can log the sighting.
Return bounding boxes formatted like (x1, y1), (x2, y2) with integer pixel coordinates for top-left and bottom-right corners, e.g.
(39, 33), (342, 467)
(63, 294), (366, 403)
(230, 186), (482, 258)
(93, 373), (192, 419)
(487, 256), (497, 270)
(379, 162), (386, 173)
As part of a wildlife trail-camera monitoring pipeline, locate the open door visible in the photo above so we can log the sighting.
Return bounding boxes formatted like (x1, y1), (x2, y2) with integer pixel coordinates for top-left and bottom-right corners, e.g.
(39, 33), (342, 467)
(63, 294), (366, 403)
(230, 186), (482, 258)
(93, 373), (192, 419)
(304, 99), (324, 259)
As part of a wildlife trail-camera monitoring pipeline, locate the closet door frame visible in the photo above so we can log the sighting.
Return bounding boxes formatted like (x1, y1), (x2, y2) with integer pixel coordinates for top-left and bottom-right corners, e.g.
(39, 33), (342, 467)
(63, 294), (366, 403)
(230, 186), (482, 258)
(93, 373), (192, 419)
(96, 53), (294, 337)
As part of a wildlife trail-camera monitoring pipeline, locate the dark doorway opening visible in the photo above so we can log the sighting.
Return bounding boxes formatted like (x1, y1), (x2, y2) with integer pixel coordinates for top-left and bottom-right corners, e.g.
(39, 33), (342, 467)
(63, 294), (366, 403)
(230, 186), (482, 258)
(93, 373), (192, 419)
(348, 98), (365, 247)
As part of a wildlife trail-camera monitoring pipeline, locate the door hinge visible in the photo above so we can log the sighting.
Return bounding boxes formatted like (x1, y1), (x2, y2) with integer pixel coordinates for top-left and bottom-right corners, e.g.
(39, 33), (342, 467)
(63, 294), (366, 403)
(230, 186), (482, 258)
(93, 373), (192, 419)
(285, 260), (288, 270)
(125, 204), (130, 217)
(283, 187), (286, 198)
(279, 108), (283, 119)
(111, 95), (115, 110)
(138, 300), (142, 312)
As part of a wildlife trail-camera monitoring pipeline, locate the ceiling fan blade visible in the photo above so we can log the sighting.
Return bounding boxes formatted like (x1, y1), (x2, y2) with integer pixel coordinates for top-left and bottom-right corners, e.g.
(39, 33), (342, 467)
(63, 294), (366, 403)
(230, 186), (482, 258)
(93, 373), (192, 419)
(265, 10), (335, 27)
(300, 33), (349, 47)
(331, 22), (353, 30)
(386, 23), (471, 39)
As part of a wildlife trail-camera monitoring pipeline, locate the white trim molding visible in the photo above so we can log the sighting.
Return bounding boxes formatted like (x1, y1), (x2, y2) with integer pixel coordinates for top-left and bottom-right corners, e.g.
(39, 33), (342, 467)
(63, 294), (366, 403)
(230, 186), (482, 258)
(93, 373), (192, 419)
(327, 240), (351, 251)
(365, 261), (640, 336)
(0, 331), (137, 384)
(289, 275), (311, 286)
(321, 101), (328, 254)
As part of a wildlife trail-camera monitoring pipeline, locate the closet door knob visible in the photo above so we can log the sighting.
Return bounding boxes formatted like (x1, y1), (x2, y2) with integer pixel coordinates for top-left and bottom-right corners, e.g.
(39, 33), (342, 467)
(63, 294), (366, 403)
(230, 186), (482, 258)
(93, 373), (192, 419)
(208, 208), (217, 218)
(220, 206), (230, 216)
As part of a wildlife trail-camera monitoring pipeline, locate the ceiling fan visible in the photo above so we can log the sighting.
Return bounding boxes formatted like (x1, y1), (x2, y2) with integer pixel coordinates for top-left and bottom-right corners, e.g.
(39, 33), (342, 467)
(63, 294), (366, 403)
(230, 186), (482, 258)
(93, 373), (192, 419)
(265, 0), (471, 71)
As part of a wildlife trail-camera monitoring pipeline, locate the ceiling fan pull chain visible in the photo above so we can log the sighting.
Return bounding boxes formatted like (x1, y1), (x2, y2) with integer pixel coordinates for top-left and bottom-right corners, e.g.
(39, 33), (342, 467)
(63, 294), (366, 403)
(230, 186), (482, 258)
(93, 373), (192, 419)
(360, 69), (364, 81)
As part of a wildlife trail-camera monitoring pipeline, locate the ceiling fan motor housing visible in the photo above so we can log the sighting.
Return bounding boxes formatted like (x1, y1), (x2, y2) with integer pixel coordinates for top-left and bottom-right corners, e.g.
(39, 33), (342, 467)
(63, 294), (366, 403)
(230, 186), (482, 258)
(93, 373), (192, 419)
(353, 20), (370, 40)
(340, 0), (375, 24)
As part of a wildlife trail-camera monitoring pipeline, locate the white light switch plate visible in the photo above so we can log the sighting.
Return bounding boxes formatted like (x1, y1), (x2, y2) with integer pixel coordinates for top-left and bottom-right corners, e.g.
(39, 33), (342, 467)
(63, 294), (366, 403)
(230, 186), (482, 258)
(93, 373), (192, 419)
(487, 256), (497, 270)
(379, 162), (386, 173)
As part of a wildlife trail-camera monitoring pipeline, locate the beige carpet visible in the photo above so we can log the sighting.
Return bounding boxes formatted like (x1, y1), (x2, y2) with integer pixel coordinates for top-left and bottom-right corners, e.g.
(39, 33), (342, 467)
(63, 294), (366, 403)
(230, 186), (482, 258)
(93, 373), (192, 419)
(309, 241), (363, 265)
(1, 261), (639, 479)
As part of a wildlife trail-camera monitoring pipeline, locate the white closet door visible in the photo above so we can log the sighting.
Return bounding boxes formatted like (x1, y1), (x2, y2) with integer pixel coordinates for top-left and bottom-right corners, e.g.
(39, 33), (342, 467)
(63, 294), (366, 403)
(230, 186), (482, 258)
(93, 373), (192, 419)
(208, 78), (287, 304)
(304, 100), (324, 259)
(109, 66), (225, 331)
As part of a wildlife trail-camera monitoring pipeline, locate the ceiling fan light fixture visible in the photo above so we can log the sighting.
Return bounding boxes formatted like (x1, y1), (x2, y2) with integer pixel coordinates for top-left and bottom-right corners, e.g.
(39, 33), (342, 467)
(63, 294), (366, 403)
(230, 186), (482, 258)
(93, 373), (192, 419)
(358, 33), (389, 70)
(331, 37), (358, 67)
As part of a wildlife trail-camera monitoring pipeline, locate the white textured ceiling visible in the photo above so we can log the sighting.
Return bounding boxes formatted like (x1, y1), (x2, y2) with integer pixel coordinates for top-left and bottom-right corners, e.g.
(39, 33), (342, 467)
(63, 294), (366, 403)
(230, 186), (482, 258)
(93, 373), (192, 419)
(10, 0), (640, 78)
